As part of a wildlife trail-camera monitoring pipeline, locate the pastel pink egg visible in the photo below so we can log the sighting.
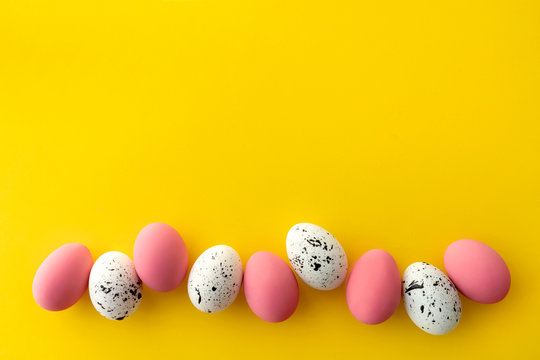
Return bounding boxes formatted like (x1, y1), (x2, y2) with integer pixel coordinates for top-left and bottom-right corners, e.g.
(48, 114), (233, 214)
(133, 223), (188, 292)
(346, 249), (401, 325)
(444, 239), (510, 304)
(244, 251), (299, 323)
(32, 243), (93, 311)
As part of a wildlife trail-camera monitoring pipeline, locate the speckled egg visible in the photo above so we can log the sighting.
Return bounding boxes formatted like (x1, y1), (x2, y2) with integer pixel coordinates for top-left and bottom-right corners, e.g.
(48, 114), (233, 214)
(187, 245), (243, 313)
(403, 262), (462, 335)
(89, 251), (143, 320)
(286, 223), (347, 290)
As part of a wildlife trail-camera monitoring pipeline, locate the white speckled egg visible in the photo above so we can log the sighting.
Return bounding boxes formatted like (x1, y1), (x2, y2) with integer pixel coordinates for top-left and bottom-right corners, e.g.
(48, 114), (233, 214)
(286, 223), (348, 290)
(187, 245), (243, 313)
(403, 262), (462, 335)
(89, 251), (143, 320)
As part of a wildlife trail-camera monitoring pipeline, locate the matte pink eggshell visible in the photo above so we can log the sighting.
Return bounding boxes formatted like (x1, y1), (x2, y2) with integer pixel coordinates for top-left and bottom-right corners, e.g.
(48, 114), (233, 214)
(133, 223), (188, 292)
(32, 243), (93, 311)
(346, 249), (401, 325)
(244, 251), (299, 323)
(444, 239), (510, 304)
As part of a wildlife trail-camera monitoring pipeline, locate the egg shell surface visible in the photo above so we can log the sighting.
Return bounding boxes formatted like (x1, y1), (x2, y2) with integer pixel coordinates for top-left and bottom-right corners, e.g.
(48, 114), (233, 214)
(32, 243), (93, 311)
(244, 251), (299, 323)
(134, 222), (188, 292)
(444, 239), (511, 304)
(286, 223), (348, 290)
(187, 245), (243, 313)
(89, 251), (143, 320)
(346, 249), (401, 325)
(403, 262), (462, 335)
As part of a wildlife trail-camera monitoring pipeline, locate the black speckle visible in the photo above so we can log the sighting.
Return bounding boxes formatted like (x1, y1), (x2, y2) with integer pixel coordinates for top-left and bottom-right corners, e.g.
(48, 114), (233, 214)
(405, 280), (424, 294)
(211, 286), (217, 291)
(306, 238), (322, 247)
(196, 288), (202, 304)
(137, 293), (142, 299)
(313, 263), (321, 271)
(116, 316), (125, 321)
(420, 305), (424, 313)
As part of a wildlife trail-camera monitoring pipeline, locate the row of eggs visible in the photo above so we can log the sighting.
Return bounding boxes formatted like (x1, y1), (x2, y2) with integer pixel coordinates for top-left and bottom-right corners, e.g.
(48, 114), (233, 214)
(32, 222), (511, 335)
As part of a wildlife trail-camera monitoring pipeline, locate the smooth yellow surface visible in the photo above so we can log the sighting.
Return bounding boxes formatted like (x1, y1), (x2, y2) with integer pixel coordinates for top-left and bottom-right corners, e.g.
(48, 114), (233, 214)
(1, 0), (539, 358)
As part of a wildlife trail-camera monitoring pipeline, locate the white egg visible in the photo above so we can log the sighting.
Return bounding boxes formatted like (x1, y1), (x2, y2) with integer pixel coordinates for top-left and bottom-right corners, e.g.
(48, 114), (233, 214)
(89, 251), (142, 320)
(403, 262), (462, 335)
(187, 245), (243, 313)
(286, 223), (347, 290)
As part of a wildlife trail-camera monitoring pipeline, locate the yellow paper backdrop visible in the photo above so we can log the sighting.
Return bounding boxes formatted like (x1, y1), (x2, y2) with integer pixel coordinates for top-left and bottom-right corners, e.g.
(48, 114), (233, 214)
(1, 1), (539, 359)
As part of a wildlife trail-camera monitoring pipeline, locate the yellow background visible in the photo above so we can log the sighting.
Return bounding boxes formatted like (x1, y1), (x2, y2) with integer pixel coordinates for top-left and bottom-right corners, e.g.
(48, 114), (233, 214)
(1, 0), (539, 358)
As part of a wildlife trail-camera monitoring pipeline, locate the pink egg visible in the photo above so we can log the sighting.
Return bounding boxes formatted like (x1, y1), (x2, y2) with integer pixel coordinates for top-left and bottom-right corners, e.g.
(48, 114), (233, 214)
(133, 223), (188, 292)
(244, 251), (299, 322)
(32, 243), (93, 311)
(444, 239), (510, 304)
(346, 249), (401, 325)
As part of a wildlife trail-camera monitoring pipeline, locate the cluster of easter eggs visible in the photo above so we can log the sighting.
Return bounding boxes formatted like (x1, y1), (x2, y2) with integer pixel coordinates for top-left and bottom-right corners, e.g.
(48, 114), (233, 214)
(32, 222), (511, 335)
